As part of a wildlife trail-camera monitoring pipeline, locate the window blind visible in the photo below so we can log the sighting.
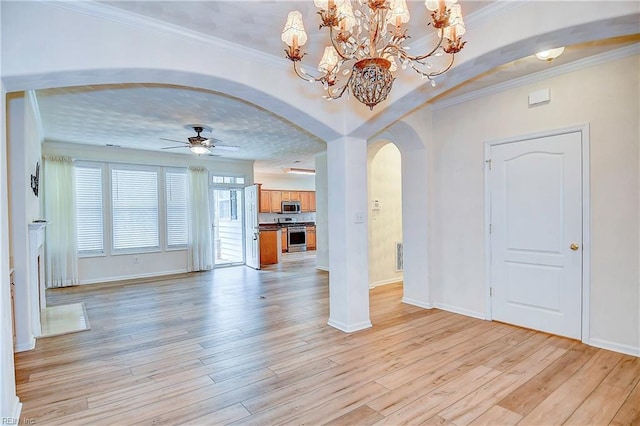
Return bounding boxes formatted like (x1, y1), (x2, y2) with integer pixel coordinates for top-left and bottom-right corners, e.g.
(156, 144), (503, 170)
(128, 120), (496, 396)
(112, 168), (159, 251)
(75, 165), (104, 253)
(165, 170), (188, 247)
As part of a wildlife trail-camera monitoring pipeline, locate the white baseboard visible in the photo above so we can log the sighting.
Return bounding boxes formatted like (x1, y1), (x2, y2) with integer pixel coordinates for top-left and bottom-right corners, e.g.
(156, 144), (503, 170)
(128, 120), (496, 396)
(402, 297), (433, 309)
(78, 269), (188, 285)
(14, 336), (36, 352)
(327, 318), (372, 333)
(11, 398), (23, 423)
(370, 278), (403, 289)
(316, 265), (329, 272)
(433, 302), (487, 320)
(588, 338), (640, 357)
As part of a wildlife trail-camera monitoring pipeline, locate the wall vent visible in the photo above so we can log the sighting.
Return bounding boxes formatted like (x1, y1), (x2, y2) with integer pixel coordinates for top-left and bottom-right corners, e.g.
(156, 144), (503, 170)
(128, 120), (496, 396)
(395, 241), (403, 271)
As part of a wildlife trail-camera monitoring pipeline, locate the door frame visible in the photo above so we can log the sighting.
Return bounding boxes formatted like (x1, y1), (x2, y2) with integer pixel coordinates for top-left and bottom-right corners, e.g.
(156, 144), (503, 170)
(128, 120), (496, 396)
(484, 124), (591, 342)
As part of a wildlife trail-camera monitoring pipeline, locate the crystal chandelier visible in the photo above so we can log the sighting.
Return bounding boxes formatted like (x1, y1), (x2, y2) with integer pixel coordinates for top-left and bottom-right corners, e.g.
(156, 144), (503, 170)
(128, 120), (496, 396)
(281, 0), (467, 110)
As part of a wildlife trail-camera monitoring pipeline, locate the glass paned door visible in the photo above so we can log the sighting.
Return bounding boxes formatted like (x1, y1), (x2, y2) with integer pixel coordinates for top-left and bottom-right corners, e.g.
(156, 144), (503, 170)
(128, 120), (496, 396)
(211, 188), (245, 266)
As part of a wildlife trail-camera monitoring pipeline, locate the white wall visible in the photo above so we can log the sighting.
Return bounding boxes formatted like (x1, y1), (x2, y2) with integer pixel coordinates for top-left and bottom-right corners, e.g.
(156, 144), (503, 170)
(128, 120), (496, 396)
(8, 91), (43, 352)
(315, 153), (329, 271)
(42, 141), (254, 284)
(255, 172), (316, 191)
(1, 83), (22, 419)
(368, 143), (403, 287)
(426, 54), (640, 354)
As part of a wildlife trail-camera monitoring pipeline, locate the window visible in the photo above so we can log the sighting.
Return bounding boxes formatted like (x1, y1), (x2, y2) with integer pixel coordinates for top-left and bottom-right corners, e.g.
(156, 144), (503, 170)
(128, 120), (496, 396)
(211, 175), (245, 185)
(75, 164), (104, 254)
(111, 167), (159, 251)
(165, 170), (188, 247)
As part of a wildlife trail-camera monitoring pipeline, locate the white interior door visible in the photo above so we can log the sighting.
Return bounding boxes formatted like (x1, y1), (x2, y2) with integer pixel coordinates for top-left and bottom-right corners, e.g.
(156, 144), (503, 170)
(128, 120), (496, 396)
(490, 131), (583, 339)
(244, 184), (260, 270)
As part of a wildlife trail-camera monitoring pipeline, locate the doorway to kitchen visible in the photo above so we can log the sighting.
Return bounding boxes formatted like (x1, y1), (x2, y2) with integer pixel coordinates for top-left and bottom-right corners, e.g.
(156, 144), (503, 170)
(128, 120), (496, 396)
(210, 188), (245, 266)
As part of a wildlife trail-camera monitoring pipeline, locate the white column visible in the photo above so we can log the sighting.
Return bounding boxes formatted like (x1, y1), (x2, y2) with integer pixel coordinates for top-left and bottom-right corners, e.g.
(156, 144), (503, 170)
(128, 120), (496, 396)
(327, 136), (371, 332)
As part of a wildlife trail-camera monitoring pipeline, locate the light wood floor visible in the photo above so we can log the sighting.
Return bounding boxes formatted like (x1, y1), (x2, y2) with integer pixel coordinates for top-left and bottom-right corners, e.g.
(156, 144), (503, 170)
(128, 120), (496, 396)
(15, 254), (640, 425)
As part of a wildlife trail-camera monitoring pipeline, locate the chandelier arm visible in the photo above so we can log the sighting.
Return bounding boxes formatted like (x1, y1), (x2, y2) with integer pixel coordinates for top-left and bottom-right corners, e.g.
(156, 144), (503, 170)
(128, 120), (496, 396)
(370, 8), (384, 56)
(408, 53), (455, 79)
(293, 60), (331, 83)
(403, 32), (446, 62)
(327, 26), (354, 61)
(325, 81), (351, 100)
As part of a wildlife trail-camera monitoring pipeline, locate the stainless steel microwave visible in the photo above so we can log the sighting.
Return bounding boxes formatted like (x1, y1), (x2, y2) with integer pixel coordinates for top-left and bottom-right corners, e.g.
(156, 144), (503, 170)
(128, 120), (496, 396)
(281, 201), (301, 213)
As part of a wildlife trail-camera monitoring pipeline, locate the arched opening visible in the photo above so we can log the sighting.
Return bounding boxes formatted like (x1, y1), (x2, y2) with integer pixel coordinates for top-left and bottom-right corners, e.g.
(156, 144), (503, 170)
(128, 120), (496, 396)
(367, 141), (403, 291)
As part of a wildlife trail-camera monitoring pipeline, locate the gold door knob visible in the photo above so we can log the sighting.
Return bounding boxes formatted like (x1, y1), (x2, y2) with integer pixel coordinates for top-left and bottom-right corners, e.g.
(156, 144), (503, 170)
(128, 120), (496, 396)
(570, 243), (580, 251)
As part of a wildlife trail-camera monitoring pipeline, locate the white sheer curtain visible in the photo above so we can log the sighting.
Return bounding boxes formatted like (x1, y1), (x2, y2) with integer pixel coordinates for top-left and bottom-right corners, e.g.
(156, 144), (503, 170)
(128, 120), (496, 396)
(44, 156), (79, 287)
(188, 167), (213, 271)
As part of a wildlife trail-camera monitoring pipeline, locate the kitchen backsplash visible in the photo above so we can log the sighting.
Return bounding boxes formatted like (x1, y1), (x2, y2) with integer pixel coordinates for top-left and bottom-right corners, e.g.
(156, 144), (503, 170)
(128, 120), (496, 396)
(259, 212), (316, 224)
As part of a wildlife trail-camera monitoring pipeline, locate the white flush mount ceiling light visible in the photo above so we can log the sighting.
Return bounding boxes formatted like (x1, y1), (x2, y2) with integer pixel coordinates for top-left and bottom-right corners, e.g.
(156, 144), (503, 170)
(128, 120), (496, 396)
(285, 168), (316, 175)
(190, 145), (210, 155)
(535, 47), (565, 62)
(281, 0), (467, 110)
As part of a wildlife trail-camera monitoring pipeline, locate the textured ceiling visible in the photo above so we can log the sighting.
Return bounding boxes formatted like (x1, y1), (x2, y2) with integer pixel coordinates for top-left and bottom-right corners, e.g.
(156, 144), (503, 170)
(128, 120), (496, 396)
(33, 1), (639, 174)
(36, 84), (326, 172)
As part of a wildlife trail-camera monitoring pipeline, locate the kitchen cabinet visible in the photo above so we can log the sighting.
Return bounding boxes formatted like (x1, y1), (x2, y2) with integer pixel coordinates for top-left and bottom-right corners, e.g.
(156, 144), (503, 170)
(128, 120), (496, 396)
(259, 188), (271, 213)
(300, 191), (310, 212)
(309, 192), (316, 212)
(259, 189), (283, 213)
(258, 188), (316, 213)
(307, 226), (316, 250)
(281, 227), (288, 253)
(259, 229), (279, 265)
(270, 191), (282, 213)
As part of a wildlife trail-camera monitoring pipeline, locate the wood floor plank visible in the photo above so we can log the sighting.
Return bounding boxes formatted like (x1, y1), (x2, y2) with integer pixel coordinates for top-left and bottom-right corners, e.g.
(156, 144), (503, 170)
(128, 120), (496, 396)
(517, 348), (624, 425)
(437, 344), (568, 425)
(610, 380), (640, 425)
(369, 366), (502, 425)
(468, 405), (522, 426)
(321, 405), (384, 426)
(497, 344), (598, 416)
(13, 252), (638, 425)
(564, 356), (640, 425)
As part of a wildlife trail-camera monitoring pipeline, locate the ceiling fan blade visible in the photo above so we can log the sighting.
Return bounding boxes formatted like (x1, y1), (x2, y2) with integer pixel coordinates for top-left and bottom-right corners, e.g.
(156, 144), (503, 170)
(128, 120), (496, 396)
(161, 146), (187, 150)
(212, 145), (240, 152)
(159, 137), (188, 144)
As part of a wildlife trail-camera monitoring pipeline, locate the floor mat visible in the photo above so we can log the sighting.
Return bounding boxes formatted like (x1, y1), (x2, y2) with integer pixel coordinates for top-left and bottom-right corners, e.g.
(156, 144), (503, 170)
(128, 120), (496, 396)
(40, 302), (91, 337)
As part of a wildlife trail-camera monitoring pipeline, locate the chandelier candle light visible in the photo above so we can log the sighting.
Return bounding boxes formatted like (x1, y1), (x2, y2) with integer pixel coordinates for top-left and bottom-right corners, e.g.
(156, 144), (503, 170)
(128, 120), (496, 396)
(281, 0), (467, 110)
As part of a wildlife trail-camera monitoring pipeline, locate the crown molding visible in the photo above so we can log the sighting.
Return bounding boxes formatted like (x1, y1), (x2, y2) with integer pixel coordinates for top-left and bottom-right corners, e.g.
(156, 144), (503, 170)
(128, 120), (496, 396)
(432, 43), (640, 110)
(42, 0), (290, 70)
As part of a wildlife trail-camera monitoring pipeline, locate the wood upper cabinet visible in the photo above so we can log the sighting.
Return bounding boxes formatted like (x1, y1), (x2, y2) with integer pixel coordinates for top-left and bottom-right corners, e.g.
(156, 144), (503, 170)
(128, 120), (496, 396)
(309, 192), (316, 212)
(300, 191), (310, 212)
(259, 188), (271, 213)
(258, 188), (315, 213)
(270, 191), (282, 213)
(306, 226), (316, 250)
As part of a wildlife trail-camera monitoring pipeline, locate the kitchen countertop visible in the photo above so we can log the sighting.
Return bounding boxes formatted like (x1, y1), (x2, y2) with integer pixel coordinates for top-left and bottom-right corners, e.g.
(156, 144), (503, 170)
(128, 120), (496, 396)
(259, 222), (316, 230)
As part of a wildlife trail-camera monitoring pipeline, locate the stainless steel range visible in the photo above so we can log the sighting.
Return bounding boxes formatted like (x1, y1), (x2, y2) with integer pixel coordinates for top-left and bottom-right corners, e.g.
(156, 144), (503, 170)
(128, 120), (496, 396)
(287, 226), (307, 252)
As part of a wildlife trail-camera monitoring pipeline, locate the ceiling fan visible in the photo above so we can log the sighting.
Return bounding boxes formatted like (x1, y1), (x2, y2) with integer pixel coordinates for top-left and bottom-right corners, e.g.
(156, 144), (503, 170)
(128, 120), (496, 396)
(160, 126), (240, 155)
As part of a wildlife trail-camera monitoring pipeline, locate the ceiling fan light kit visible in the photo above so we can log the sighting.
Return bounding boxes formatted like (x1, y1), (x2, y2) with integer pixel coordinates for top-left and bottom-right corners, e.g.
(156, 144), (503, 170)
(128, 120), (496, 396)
(160, 126), (240, 155)
(281, 0), (467, 110)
